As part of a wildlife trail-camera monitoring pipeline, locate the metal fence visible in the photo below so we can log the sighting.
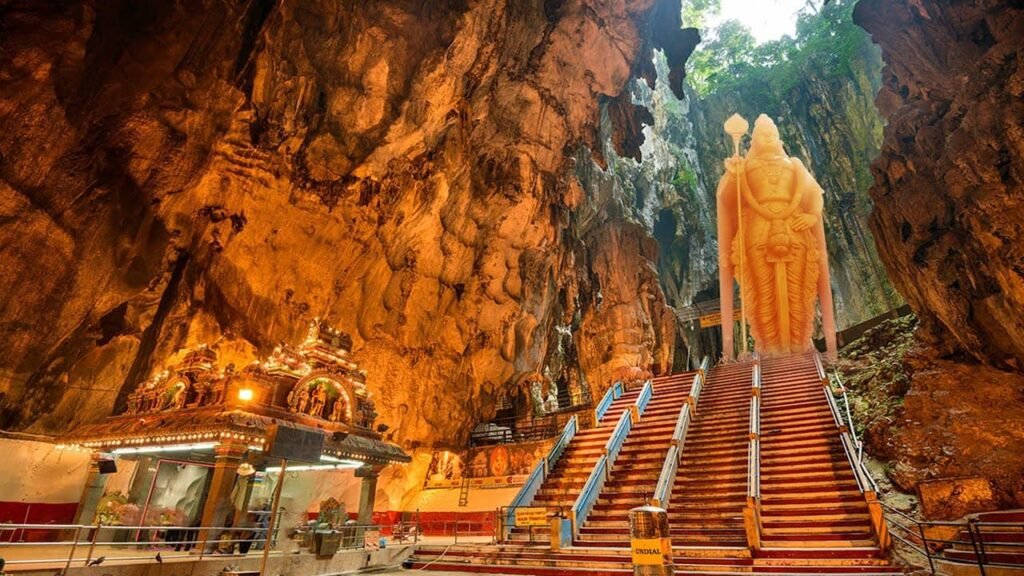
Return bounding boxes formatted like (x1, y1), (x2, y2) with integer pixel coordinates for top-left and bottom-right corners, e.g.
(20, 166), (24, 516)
(880, 503), (1024, 575)
(0, 520), (412, 573)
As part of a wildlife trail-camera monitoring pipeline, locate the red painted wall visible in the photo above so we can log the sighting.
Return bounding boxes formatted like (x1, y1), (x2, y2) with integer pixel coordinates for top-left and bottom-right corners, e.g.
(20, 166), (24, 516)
(0, 501), (78, 542)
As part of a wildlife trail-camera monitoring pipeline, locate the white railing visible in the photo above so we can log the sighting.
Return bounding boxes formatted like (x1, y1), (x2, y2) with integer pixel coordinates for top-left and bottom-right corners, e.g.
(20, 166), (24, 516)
(746, 394), (761, 499)
(0, 520), (402, 570)
(815, 352), (880, 494)
(652, 357), (708, 509)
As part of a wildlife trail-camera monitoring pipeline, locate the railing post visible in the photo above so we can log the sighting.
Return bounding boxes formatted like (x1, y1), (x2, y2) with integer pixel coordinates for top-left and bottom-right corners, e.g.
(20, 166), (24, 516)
(62, 525), (81, 575)
(84, 524), (100, 567)
(919, 522), (936, 575)
(968, 519), (987, 575)
(745, 361), (762, 551)
(865, 491), (889, 551)
(198, 527), (208, 561)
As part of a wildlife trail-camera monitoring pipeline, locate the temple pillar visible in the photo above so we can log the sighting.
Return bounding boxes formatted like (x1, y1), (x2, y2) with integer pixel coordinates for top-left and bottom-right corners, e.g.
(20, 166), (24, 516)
(197, 442), (246, 550)
(234, 473), (256, 524)
(356, 466), (382, 524)
(72, 457), (109, 525)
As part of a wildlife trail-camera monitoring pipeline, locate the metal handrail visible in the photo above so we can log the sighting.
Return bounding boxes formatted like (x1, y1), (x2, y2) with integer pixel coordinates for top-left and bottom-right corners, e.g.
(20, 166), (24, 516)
(604, 410), (633, 463)
(652, 402), (694, 507)
(672, 403), (692, 443)
(0, 520), (395, 569)
(747, 422), (761, 498)
(571, 455), (609, 536)
(747, 361), (761, 500)
(833, 371), (863, 461)
(595, 381), (623, 422)
(572, 408), (634, 537)
(813, 349), (828, 381)
(546, 415), (578, 471)
(504, 415), (578, 536)
(748, 394), (759, 438)
(817, 352), (880, 494)
(878, 501), (1024, 574)
(652, 444), (679, 508)
(650, 361), (707, 508)
(690, 356), (710, 404)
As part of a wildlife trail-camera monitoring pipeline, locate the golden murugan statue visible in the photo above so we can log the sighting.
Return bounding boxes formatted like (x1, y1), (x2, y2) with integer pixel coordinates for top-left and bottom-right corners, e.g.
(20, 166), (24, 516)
(716, 114), (837, 360)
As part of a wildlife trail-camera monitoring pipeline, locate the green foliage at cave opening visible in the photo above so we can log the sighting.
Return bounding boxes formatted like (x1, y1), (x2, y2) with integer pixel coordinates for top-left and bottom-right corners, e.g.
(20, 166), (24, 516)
(686, 0), (870, 99)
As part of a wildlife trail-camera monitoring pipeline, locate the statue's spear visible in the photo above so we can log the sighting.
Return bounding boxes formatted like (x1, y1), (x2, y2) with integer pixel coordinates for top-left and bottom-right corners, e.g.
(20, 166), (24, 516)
(724, 113), (750, 357)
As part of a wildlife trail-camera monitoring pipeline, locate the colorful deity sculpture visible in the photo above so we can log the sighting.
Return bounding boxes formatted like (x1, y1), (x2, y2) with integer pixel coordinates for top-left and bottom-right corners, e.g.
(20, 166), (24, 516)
(717, 114), (837, 360)
(309, 385), (328, 418)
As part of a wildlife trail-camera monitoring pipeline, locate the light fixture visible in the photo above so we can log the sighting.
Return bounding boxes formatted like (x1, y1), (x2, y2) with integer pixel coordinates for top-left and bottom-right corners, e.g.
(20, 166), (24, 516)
(264, 461), (363, 473)
(237, 463), (256, 477)
(111, 442), (217, 455)
(319, 455), (363, 467)
(238, 387), (254, 402)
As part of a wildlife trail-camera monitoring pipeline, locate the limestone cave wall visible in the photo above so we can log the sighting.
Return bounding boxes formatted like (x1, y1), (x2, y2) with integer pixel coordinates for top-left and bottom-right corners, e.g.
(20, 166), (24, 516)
(854, 0), (1024, 370)
(0, 0), (695, 449)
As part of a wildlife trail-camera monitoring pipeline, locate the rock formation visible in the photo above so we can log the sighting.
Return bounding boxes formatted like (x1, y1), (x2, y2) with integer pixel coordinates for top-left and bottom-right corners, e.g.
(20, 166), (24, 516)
(855, 0), (1024, 369)
(0, 0), (699, 448)
(839, 316), (1024, 510)
(845, 0), (1024, 511)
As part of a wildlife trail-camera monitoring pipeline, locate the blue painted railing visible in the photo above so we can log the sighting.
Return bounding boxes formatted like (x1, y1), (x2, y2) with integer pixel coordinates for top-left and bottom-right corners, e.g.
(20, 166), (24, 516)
(604, 409), (633, 467)
(571, 454), (609, 536)
(594, 381), (623, 422)
(571, 411), (632, 535)
(635, 380), (653, 416)
(546, 415), (577, 471)
(572, 379), (656, 537)
(503, 415), (578, 538)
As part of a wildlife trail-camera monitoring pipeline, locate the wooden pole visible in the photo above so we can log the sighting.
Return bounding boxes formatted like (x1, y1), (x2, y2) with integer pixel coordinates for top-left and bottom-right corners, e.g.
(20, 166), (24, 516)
(259, 459), (287, 576)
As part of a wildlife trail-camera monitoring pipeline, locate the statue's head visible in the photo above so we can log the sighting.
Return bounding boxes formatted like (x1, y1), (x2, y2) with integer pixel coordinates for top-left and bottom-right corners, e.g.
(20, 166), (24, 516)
(750, 114), (785, 156)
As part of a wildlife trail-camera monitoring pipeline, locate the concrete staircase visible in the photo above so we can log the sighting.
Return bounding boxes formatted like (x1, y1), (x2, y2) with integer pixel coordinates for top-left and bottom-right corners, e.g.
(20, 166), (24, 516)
(755, 353), (895, 572)
(410, 542), (905, 574)
(940, 509), (1024, 568)
(667, 361), (756, 548)
(412, 353), (907, 575)
(506, 382), (644, 542)
(575, 372), (696, 546)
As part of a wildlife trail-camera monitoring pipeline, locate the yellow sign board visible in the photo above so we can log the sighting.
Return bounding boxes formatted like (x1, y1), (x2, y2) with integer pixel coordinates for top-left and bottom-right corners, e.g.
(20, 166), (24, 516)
(699, 309), (741, 328)
(631, 537), (672, 566)
(514, 507), (549, 527)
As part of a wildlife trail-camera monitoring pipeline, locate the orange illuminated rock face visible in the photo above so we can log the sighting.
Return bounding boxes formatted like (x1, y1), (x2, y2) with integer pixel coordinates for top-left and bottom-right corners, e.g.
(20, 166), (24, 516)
(0, 1), (696, 446)
(854, 1), (1024, 369)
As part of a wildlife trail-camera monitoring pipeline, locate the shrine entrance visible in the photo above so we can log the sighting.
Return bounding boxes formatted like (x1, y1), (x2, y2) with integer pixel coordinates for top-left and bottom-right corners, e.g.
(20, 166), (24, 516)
(61, 320), (410, 556)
